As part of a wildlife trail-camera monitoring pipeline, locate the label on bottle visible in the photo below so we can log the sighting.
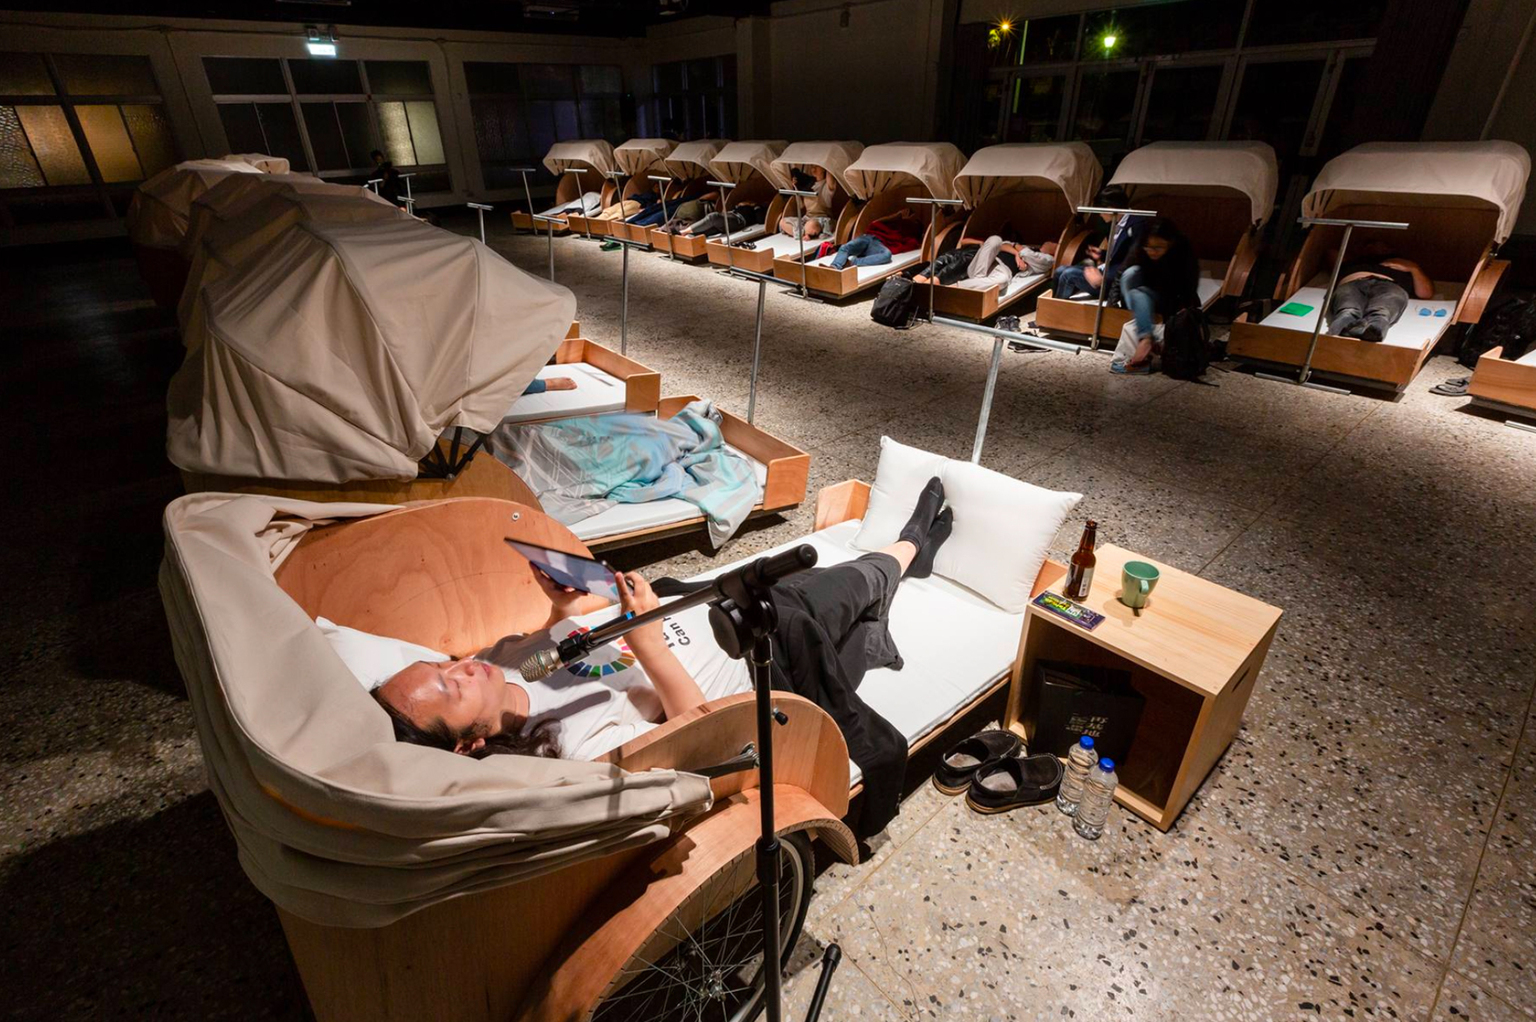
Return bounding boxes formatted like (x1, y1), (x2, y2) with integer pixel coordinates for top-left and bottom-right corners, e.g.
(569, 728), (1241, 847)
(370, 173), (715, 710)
(1075, 567), (1094, 597)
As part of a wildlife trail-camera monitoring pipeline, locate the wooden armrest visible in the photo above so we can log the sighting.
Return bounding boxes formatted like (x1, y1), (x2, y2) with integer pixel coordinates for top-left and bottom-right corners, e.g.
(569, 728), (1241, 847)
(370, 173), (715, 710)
(814, 479), (869, 530)
(1058, 228), (1093, 267)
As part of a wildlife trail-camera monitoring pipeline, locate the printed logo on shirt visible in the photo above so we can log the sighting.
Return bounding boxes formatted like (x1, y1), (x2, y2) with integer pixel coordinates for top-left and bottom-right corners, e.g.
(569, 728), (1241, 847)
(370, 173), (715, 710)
(564, 626), (637, 678)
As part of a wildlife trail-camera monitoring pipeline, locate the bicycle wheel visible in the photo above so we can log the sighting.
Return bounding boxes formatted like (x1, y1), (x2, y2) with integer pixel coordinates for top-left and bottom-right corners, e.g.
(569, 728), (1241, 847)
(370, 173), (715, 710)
(586, 831), (814, 1022)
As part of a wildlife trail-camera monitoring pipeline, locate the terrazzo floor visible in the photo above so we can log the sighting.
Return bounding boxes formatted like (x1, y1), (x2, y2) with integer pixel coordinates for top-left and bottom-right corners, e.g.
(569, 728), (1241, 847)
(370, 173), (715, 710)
(2, 212), (1533, 1021)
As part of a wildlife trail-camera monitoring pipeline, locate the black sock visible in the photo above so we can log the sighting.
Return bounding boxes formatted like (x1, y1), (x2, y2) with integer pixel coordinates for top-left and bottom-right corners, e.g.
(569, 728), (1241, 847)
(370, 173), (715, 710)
(898, 476), (946, 548)
(906, 507), (953, 579)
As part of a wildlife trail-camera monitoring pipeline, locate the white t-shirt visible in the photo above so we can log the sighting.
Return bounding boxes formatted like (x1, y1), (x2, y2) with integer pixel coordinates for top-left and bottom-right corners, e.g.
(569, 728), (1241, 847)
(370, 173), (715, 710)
(478, 602), (753, 761)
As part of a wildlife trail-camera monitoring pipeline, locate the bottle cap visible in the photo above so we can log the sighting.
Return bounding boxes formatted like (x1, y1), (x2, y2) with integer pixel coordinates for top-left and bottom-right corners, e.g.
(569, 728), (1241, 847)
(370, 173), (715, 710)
(1098, 758), (1115, 771)
(1079, 735), (1095, 749)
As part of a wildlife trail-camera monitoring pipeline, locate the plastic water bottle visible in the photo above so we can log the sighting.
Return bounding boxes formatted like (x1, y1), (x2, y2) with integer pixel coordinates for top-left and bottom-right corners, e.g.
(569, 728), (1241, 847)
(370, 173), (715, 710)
(1073, 758), (1118, 840)
(1055, 735), (1098, 816)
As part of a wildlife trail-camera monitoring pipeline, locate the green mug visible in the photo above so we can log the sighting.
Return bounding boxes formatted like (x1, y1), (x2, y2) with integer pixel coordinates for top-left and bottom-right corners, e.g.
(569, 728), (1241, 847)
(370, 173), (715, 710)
(1120, 561), (1160, 610)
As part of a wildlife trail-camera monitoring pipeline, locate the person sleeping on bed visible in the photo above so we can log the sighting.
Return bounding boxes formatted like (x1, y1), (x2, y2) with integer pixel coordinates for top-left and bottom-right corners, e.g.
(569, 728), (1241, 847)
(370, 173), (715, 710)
(371, 479), (957, 835)
(1325, 242), (1433, 342)
(912, 227), (1057, 290)
(828, 209), (925, 270)
(779, 167), (836, 241)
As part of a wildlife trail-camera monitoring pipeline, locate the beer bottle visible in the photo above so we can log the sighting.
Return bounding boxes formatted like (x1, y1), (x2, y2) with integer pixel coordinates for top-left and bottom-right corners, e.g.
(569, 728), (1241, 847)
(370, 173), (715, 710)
(1065, 520), (1097, 601)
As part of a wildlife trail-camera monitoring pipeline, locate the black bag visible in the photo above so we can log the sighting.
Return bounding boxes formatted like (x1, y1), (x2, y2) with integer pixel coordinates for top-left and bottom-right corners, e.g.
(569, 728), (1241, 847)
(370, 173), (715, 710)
(871, 276), (918, 330)
(1028, 661), (1145, 764)
(1160, 306), (1212, 379)
(1458, 289), (1536, 367)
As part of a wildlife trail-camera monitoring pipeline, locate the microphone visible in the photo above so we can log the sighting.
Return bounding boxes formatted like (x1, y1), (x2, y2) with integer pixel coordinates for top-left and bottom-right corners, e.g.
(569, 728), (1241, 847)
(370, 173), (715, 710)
(516, 631), (601, 681)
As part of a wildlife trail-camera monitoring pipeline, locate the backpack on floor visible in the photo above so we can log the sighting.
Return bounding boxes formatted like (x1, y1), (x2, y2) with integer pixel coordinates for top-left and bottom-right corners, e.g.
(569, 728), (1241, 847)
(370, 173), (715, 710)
(871, 276), (919, 330)
(1160, 306), (1212, 380)
(1458, 288), (1536, 367)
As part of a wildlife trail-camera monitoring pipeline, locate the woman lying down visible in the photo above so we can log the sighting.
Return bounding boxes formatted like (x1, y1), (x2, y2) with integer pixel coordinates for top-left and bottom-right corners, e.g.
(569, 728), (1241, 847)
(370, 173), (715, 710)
(368, 478), (955, 837)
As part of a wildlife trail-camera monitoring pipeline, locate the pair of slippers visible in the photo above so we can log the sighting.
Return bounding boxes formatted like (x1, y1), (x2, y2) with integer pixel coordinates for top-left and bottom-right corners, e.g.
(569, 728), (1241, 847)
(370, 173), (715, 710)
(1430, 376), (1470, 397)
(934, 729), (1064, 814)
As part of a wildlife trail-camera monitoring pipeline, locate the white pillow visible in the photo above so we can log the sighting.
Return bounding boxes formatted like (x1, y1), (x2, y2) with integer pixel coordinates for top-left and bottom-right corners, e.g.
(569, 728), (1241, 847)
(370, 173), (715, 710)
(851, 436), (950, 551)
(316, 617), (450, 691)
(933, 460), (1081, 612)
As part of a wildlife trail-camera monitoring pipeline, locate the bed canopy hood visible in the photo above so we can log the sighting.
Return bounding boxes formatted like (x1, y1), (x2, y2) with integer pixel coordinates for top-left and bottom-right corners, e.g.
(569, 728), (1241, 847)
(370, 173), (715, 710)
(1110, 140), (1279, 226)
(708, 140), (787, 184)
(953, 142), (1102, 213)
(169, 215), (576, 485)
(662, 139), (729, 180)
(842, 142), (967, 201)
(127, 156), (283, 249)
(769, 140), (865, 194)
(613, 138), (675, 177)
(541, 139), (618, 177)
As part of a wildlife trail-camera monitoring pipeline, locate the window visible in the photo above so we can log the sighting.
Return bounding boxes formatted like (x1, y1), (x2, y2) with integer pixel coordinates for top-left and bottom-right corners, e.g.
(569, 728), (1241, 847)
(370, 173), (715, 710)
(0, 51), (179, 226)
(647, 56), (736, 141)
(202, 56), (448, 189)
(1072, 68), (1140, 158)
(1139, 64), (1224, 142)
(1005, 75), (1066, 143)
(463, 62), (625, 191)
(1227, 58), (1327, 163)
(1245, 0), (1387, 46)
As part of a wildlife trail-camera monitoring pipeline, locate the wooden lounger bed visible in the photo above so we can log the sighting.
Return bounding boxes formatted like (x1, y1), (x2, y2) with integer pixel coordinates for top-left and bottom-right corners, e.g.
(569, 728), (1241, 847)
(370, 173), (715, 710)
(1468, 345), (1536, 421)
(269, 487), (1063, 1022)
(767, 185), (955, 299)
(503, 326), (661, 427)
(509, 168), (604, 233)
(563, 175), (640, 239)
(608, 178), (702, 247)
(649, 167), (776, 264)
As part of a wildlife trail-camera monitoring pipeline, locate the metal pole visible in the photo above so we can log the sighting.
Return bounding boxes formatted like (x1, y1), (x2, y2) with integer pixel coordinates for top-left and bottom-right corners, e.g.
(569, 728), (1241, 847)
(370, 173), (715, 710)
(1254, 216), (1408, 393)
(532, 214), (557, 281)
(648, 174), (677, 261)
(567, 168), (593, 240)
(621, 239), (630, 355)
(933, 314), (1081, 463)
(1073, 204), (1158, 350)
(748, 276), (767, 423)
(401, 172), (414, 205)
(777, 187), (819, 299)
(709, 179), (738, 274)
(907, 197), (965, 324)
(366, 178), (381, 194)
(752, 635), (784, 1022)
(467, 202), (491, 244)
(514, 167), (536, 232)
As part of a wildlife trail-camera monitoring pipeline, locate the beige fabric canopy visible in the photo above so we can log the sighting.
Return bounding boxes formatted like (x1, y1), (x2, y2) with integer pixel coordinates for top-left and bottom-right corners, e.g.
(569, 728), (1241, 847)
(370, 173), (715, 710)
(843, 142), (967, 201)
(159, 492), (713, 926)
(226, 153), (291, 174)
(614, 138), (676, 177)
(178, 175), (405, 341)
(126, 157), (277, 249)
(1110, 141), (1279, 226)
(663, 139), (729, 180)
(769, 140), (864, 193)
(953, 142), (1102, 211)
(1303, 140), (1531, 244)
(541, 139), (618, 177)
(169, 216), (577, 484)
(709, 140), (788, 184)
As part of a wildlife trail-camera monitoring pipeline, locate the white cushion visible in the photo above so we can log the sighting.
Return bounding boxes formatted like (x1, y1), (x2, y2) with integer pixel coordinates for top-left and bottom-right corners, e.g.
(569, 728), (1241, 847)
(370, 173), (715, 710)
(933, 461), (1080, 613)
(851, 436), (949, 551)
(316, 616), (449, 691)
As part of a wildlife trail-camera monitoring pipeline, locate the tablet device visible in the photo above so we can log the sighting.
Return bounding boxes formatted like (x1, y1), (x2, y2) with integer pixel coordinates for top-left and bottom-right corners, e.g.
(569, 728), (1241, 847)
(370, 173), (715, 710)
(504, 540), (622, 603)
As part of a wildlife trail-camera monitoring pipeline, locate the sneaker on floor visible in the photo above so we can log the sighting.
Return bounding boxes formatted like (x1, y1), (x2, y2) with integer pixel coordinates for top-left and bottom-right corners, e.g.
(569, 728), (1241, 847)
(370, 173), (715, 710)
(600, 241), (619, 252)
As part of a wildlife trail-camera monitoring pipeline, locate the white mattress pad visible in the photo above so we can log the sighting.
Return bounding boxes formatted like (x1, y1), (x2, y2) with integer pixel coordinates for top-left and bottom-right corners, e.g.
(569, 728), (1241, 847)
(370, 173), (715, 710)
(1066, 274), (1221, 306)
(1264, 286), (1459, 350)
(503, 362), (627, 423)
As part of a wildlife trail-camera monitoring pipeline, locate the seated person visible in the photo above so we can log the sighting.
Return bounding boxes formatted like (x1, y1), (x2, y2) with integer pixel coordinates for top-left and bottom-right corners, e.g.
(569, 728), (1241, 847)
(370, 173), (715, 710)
(370, 150), (403, 207)
(1053, 184), (1149, 302)
(830, 209), (924, 270)
(1326, 242), (1433, 342)
(779, 167), (837, 241)
(371, 480), (957, 829)
(1110, 218), (1200, 373)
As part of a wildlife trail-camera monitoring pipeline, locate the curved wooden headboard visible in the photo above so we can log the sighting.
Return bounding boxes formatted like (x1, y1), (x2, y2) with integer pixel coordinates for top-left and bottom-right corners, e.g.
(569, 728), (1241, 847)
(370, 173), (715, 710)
(274, 498), (592, 658)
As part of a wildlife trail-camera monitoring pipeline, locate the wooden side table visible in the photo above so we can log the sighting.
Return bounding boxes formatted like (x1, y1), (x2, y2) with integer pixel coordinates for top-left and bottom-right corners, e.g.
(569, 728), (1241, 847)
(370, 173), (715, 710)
(1003, 544), (1282, 831)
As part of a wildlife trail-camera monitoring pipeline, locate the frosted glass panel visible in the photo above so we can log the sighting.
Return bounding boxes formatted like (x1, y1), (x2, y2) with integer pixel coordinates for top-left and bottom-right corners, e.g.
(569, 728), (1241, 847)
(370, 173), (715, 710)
(16, 105), (89, 185)
(377, 101), (415, 166)
(0, 53), (55, 95)
(0, 105), (46, 187)
(405, 101), (443, 165)
(54, 54), (158, 96)
(122, 104), (176, 175)
(77, 104), (142, 182)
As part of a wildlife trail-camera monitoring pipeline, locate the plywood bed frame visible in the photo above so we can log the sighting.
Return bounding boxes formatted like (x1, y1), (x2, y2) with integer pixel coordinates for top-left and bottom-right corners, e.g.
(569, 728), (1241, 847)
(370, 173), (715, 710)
(511, 323), (662, 427)
(269, 487), (1064, 1022)
(704, 181), (858, 275)
(1033, 188), (1263, 344)
(649, 171), (780, 262)
(509, 168), (606, 233)
(1228, 204), (1508, 391)
(767, 185), (963, 299)
(607, 175), (705, 247)
(1468, 346), (1536, 421)
(561, 174), (641, 238)
(921, 194), (1090, 322)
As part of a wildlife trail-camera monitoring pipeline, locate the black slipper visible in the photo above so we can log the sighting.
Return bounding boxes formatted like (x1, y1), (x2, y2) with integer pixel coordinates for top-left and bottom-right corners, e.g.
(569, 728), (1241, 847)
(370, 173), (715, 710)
(1430, 376), (1470, 396)
(965, 754), (1065, 814)
(933, 729), (1021, 795)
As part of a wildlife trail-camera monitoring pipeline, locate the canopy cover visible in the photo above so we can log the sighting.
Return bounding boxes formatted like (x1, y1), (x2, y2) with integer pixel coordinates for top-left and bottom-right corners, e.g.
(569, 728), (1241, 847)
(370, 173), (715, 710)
(1303, 140), (1531, 243)
(769, 140), (865, 193)
(126, 156), (281, 249)
(614, 138), (676, 176)
(226, 153), (291, 174)
(1110, 141), (1280, 226)
(541, 139), (618, 177)
(663, 139), (729, 180)
(953, 142), (1103, 211)
(169, 216), (577, 484)
(708, 140), (788, 184)
(159, 493), (713, 926)
(843, 142), (967, 201)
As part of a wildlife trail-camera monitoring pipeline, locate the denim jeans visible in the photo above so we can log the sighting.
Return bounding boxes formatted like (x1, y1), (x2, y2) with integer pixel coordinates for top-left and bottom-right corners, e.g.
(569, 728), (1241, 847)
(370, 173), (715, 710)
(1118, 264), (1161, 339)
(831, 235), (892, 269)
(1328, 277), (1409, 341)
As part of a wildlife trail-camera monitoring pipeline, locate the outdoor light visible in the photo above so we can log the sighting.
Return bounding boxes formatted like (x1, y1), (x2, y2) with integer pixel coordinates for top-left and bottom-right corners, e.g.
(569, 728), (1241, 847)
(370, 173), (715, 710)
(1102, 32), (1118, 51)
(999, 20), (1011, 32)
(305, 25), (338, 57)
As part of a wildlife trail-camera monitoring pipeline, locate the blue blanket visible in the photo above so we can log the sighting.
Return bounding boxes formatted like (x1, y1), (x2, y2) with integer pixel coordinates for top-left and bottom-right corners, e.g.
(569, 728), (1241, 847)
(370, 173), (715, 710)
(492, 399), (762, 548)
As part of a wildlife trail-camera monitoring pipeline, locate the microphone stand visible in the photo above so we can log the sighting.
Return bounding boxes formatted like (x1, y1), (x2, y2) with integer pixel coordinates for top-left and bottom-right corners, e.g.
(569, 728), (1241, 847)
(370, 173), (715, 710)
(532, 544), (843, 1022)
